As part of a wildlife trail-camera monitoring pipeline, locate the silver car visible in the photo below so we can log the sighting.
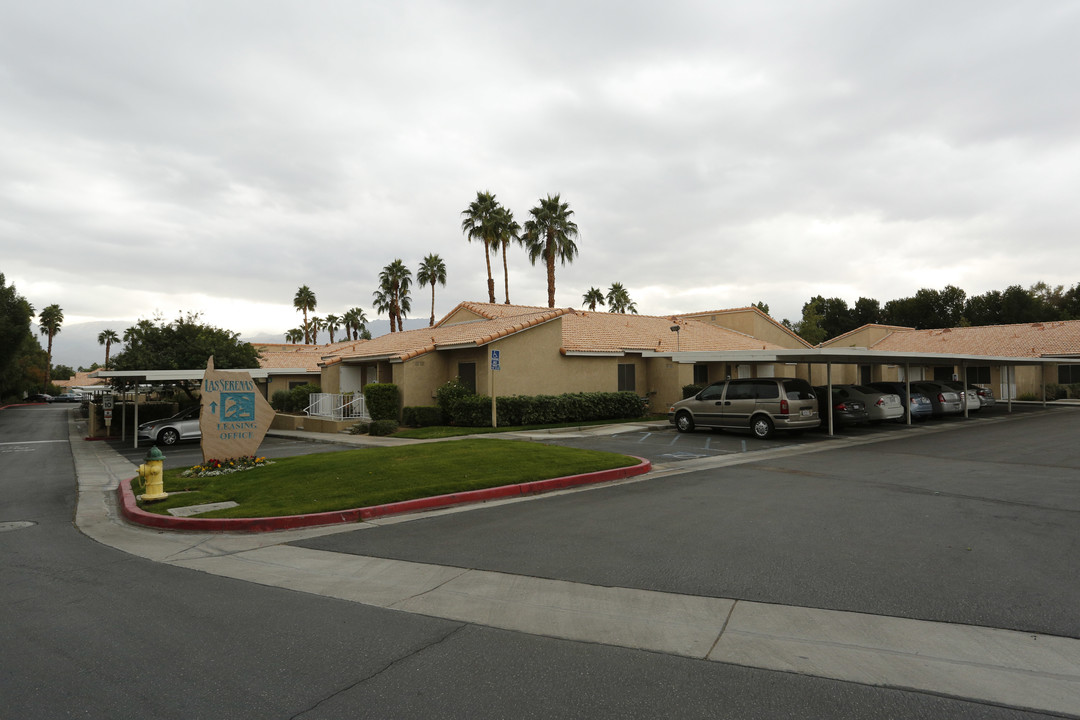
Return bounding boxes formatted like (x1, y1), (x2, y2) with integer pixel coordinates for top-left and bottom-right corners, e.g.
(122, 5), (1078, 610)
(911, 382), (963, 416)
(834, 384), (904, 422)
(668, 377), (819, 440)
(137, 406), (201, 445)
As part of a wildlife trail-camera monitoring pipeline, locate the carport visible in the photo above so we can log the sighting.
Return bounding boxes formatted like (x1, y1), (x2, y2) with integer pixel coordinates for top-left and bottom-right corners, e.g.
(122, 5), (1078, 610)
(646, 348), (1060, 435)
(91, 368), (288, 448)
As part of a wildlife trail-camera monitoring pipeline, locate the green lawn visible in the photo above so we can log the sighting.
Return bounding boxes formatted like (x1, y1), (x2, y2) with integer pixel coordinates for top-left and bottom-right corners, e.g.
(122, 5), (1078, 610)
(393, 416), (665, 439)
(136, 438), (640, 519)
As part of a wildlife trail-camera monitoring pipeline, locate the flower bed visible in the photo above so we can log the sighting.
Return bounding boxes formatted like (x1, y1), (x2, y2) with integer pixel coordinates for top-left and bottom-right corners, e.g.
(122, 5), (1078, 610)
(181, 456), (275, 478)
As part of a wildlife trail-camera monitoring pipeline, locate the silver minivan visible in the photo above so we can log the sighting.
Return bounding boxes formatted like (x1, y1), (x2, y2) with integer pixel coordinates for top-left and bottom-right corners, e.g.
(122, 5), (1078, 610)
(668, 377), (819, 439)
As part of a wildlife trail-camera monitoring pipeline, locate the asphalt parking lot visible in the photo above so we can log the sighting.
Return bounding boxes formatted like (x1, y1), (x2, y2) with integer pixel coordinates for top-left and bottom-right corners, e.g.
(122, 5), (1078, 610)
(296, 403), (1080, 640)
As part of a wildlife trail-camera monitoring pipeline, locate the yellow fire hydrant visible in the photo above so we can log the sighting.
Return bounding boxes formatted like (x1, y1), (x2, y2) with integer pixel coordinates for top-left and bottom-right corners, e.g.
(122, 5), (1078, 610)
(138, 446), (168, 501)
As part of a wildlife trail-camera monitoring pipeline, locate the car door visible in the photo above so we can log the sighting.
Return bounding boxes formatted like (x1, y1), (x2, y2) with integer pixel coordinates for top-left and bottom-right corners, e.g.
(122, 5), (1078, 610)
(720, 380), (757, 427)
(690, 381), (727, 427)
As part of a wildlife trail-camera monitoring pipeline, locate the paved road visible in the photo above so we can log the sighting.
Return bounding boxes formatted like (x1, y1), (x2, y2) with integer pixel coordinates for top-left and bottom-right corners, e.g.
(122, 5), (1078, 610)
(299, 406), (1080, 638)
(2, 403), (1073, 718)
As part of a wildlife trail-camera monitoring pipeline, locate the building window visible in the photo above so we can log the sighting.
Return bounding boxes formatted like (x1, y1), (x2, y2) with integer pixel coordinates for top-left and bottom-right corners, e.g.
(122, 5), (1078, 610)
(693, 364), (708, 385)
(458, 362), (476, 393)
(1059, 364), (1080, 384)
(618, 363), (636, 392)
(933, 366), (954, 382)
(967, 366), (992, 384)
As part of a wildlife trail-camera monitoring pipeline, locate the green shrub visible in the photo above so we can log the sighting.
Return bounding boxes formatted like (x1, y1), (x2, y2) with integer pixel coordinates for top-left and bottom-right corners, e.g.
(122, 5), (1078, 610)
(402, 406), (444, 427)
(368, 419), (399, 436)
(1018, 393), (1039, 401)
(682, 384), (704, 399)
(435, 378), (473, 421)
(1070, 383), (1080, 399)
(283, 383), (321, 413)
(271, 390), (290, 412)
(448, 391), (647, 427)
(1045, 383), (1066, 400)
(363, 383), (401, 421)
(348, 421), (370, 435)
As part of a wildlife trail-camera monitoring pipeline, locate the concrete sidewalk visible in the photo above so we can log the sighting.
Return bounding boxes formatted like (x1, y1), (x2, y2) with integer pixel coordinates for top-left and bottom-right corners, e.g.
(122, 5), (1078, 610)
(72, 415), (1080, 717)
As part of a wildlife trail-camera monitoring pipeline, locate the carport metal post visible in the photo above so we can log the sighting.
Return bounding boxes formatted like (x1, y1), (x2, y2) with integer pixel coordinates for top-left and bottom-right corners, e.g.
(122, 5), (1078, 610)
(134, 380), (141, 449)
(961, 361), (969, 419)
(905, 364), (912, 426)
(1007, 365), (1013, 412)
(826, 362), (834, 436)
(1042, 363), (1047, 408)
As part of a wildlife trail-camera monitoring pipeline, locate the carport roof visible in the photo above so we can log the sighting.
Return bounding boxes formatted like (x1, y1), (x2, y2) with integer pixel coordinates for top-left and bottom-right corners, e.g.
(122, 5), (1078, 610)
(91, 368), (307, 382)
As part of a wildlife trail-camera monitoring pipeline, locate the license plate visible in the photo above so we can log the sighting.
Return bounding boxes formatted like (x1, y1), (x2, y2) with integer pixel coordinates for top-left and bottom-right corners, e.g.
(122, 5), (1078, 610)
(800, 409), (811, 416)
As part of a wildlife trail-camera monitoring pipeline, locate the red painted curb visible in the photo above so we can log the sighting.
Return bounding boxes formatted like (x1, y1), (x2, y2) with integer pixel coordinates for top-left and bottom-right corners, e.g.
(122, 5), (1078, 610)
(118, 457), (652, 533)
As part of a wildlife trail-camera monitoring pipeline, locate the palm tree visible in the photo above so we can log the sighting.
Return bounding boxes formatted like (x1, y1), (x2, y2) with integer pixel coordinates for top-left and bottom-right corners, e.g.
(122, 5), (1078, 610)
(324, 314), (341, 344)
(493, 206), (521, 304)
(582, 288), (605, 311)
(293, 285), (317, 343)
(343, 307), (369, 340)
(522, 194), (579, 308)
(417, 254), (447, 326)
(460, 191), (500, 304)
(38, 304), (63, 391)
(97, 329), (120, 369)
(372, 287), (393, 333)
(606, 283), (638, 314)
(375, 260), (413, 332)
(284, 328), (304, 344)
(307, 316), (324, 344)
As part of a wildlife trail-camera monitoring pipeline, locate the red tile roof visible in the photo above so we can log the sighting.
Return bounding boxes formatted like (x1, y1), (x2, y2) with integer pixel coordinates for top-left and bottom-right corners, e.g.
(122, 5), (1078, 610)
(870, 320), (1080, 358)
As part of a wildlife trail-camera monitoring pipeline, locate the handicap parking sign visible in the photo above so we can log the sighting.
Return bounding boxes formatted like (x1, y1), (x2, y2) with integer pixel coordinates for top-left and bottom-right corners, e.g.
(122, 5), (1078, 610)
(491, 350), (500, 371)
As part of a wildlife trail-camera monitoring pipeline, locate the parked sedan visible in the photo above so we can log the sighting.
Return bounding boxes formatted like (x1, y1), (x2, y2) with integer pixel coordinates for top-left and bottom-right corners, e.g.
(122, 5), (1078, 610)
(25, 393), (53, 403)
(970, 384), (996, 407)
(868, 382), (934, 421)
(813, 386), (869, 429)
(834, 384), (904, 423)
(942, 381), (995, 410)
(910, 382), (963, 417)
(137, 406), (201, 446)
(53, 393), (81, 403)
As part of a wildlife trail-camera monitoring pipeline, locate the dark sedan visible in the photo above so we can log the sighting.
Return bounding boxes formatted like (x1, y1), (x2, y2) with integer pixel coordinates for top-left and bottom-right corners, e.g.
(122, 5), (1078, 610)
(813, 386), (869, 429)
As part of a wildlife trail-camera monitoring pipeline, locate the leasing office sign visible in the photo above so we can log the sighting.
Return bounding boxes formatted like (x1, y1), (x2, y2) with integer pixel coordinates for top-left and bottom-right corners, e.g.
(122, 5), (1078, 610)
(198, 356), (275, 463)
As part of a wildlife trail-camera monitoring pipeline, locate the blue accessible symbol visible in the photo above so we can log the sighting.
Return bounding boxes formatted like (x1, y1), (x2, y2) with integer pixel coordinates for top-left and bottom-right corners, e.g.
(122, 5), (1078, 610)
(491, 349), (500, 371)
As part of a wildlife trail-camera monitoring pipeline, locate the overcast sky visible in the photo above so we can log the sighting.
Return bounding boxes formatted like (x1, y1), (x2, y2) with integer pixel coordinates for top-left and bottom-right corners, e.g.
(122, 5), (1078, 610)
(4, 1), (1079, 344)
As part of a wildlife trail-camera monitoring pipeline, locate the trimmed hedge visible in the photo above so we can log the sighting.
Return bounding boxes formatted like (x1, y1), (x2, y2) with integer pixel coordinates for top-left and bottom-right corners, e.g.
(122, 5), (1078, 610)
(435, 378), (472, 418)
(447, 391), (647, 427)
(682, 384), (704, 399)
(402, 406), (444, 427)
(363, 383), (401, 421)
(271, 383), (321, 413)
(369, 419), (399, 436)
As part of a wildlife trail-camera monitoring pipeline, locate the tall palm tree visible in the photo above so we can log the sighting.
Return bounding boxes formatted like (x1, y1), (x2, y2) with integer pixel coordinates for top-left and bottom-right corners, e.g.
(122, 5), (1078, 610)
(284, 328), (304, 344)
(460, 191), (500, 304)
(606, 282), (638, 314)
(97, 328), (120, 369)
(375, 259), (413, 332)
(293, 285), (317, 343)
(324, 314), (341, 344)
(38, 304), (63, 391)
(493, 206), (521, 304)
(416, 253), (447, 326)
(307, 316), (324, 344)
(522, 194), (579, 308)
(343, 307), (369, 340)
(372, 287), (393, 333)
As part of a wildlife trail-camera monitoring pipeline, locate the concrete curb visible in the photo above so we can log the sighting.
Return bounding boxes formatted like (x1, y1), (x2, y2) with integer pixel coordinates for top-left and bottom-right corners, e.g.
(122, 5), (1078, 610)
(117, 456), (652, 533)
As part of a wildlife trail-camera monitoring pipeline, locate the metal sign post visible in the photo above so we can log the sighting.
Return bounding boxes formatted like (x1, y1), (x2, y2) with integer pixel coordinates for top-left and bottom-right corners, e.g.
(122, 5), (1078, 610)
(103, 394), (114, 434)
(490, 350), (500, 428)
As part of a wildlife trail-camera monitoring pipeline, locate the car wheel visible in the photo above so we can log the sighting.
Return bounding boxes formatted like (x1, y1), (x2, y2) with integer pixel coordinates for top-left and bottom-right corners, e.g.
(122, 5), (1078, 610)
(675, 411), (695, 433)
(158, 428), (180, 446)
(750, 416), (774, 440)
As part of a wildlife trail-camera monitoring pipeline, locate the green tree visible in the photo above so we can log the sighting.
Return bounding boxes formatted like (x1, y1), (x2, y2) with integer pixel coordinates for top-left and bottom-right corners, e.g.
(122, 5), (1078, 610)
(605, 282), (637, 314)
(37, 304), (63, 392)
(582, 287), (605, 311)
(284, 328), (305, 344)
(112, 313), (260, 372)
(522, 194), (579, 308)
(751, 301), (770, 316)
(375, 259), (412, 332)
(794, 297), (827, 345)
(52, 364), (75, 381)
(343, 307), (369, 340)
(852, 297), (881, 327)
(324, 314), (341, 344)
(0, 273), (33, 383)
(97, 328), (120, 369)
(417, 253), (447, 326)
(307, 316), (324, 344)
(293, 285), (317, 343)
(460, 191), (500, 304)
(493, 206), (521, 304)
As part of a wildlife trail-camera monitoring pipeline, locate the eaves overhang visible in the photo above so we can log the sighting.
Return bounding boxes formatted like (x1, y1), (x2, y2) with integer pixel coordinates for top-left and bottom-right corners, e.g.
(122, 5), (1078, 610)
(639, 348), (1063, 366)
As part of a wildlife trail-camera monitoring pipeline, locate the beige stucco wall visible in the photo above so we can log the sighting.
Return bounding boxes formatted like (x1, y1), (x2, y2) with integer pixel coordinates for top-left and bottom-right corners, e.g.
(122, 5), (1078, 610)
(648, 358), (693, 410)
(686, 310), (808, 350)
(266, 373), (320, 398)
